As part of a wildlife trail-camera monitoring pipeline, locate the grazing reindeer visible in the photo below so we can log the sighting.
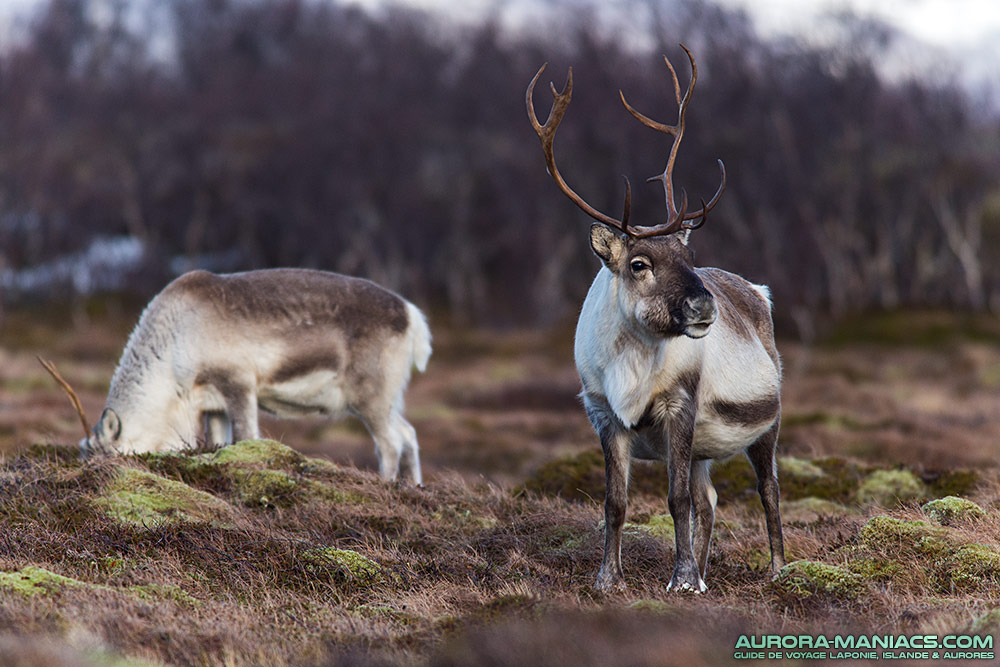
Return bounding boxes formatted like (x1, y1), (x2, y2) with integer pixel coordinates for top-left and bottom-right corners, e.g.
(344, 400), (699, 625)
(527, 46), (784, 592)
(77, 268), (431, 484)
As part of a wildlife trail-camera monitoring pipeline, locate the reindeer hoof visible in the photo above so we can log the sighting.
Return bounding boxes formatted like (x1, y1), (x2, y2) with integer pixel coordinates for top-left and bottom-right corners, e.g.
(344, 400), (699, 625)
(595, 570), (626, 593)
(667, 575), (707, 594)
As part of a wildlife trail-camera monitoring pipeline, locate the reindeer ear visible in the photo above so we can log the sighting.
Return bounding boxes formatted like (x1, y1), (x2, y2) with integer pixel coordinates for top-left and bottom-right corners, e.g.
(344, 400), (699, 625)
(590, 224), (626, 270)
(96, 408), (122, 443)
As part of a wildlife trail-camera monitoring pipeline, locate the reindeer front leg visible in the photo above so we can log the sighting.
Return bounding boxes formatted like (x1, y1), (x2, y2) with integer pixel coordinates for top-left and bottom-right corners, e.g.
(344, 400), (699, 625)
(666, 401), (706, 593)
(585, 395), (630, 592)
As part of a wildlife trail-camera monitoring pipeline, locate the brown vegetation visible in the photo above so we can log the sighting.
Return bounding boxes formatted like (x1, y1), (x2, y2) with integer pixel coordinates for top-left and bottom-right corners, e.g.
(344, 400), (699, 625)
(2, 311), (1000, 665)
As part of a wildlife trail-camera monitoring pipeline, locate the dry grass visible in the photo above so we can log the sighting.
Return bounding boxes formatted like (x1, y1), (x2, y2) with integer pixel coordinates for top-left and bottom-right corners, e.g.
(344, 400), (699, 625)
(2, 309), (1000, 666)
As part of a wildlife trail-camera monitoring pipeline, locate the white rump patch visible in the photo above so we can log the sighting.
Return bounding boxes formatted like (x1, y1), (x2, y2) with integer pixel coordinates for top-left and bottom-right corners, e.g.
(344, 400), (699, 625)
(750, 283), (772, 307)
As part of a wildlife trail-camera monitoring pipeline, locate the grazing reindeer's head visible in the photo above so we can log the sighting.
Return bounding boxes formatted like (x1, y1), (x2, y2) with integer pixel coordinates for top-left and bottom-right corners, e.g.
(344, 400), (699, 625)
(84, 407), (122, 455)
(526, 44), (726, 339)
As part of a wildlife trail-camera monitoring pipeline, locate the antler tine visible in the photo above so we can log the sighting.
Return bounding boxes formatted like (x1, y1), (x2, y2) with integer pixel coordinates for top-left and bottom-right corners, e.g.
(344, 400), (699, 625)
(37, 356), (91, 442)
(620, 45), (698, 222)
(680, 159), (726, 222)
(526, 63), (630, 233)
(621, 175), (632, 232)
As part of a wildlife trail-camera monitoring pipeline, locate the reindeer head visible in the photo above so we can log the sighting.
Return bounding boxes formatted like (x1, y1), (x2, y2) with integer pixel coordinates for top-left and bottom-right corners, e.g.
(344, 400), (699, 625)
(527, 45), (725, 339)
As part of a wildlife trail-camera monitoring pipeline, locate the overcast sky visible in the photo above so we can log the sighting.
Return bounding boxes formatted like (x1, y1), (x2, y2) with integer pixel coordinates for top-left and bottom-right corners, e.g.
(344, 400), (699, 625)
(2, 0), (997, 94)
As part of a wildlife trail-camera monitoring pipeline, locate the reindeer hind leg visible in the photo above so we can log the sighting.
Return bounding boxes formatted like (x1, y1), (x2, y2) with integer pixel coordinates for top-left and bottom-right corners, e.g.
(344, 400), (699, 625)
(746, 419), (785, 573)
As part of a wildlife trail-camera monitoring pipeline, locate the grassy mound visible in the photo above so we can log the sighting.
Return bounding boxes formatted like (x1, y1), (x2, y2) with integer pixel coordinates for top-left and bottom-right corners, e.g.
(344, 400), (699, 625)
(2, 441), (1000, 665)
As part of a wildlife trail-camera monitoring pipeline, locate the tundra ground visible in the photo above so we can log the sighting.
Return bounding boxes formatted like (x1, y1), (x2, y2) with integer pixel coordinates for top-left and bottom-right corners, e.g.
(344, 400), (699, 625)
(1, 307), (999, 666)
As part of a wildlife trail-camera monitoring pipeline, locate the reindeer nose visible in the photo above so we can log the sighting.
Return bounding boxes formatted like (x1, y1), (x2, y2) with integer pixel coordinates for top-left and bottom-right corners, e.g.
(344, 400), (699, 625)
(683, 294), (717, 325)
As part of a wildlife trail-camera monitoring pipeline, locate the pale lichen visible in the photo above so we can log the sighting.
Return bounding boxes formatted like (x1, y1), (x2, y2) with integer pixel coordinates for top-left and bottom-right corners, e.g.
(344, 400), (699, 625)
(231, 468), (298, 507)
(921, 496), (986, 525)
(129, 583), (200, 607)
(967, 609), (1000, 635)
(782, 497), (855, 523)
(94, 467), (235, 528)
(858, 516), (949, 557)
(778, 456), (826, 480)
(855, 470), (925, 507)
(303, 548), (384, 585)
(0, 566), (85, 596)
(771, 560), (865, 601)
(197, 439), (303, 467)
(942, 544), (1000, 591)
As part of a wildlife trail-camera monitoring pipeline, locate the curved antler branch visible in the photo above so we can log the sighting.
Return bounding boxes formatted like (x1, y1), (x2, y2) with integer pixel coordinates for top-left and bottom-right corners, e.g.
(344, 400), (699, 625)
(617, 45), (727, 237)
(526, 64), (631, 232)
(38, 356), (91, 442)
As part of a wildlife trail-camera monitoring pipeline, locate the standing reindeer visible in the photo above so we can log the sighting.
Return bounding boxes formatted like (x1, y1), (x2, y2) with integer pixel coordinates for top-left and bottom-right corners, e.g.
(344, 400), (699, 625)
(76, 268), (431, 484)
(527, 46), (784, 592)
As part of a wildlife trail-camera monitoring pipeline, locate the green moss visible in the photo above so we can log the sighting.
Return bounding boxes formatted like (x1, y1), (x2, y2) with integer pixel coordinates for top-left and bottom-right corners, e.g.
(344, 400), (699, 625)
(0, 566), (85, 596)
(926, 470), (980, 498)
(303, 548), (383, 585)
(353, 604), (417, 624)
(855, 469), (926, 507)
(629, 599), (678, 615)
(844, 557), (904, 583)
(95, 467), (235, 528)
(822, 310), (1000, 348)
(858, 516), (950, 557)
(517, 450), (608, 501)
(782, 497), (855, 523)
(702, 456), (758, 505)
(776, 457), (867, 503)
(130, 584), (200, 607)
(943, 544), (1000, 591)
(629, 514), (675, 541)
(778, 456), (825, 479)
(968, 609), (1000, 635)
(771, 560), (866, 602)
(922, 496), (986, 525)
(231, 468), (298, 507)
(198, 439), (303, 467)
(518, 451), (673, 502)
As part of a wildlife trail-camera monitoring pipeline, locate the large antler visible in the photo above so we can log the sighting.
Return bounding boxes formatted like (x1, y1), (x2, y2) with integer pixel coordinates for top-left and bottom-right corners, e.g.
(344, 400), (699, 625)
(526, 64), (633, 233)
(527, 46), (726, 239)
(619, 44), (726, 237)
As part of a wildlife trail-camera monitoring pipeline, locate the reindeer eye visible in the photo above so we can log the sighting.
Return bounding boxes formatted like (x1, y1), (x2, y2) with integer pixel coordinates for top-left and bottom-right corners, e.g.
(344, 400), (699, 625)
(630, 259), (649, 273)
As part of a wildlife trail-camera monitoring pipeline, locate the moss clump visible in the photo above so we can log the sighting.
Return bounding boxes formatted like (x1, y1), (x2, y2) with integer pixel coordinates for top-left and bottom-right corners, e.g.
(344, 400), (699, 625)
(926, 469), (980, 498)
(518, 450), (669, 502)
(0, 566), (86, 596)
(353, 604), (417, 625)
(922, 496), (986, 525)
(707, 456), (758, 504)
(968, 609), (1000, 635)
(130, 584), (200, 607)
(95, 467), (235, 528)
(855, 469), (926, 507)
(231, 469), (298, 507)
(858, 516), (950, 557)
(631, 514), (674, 541)
(775, 457), (867, 504)
(943, 544), (1000, 592)
(771, 560), (865, 602)
(199, 439), (304, 468)
(844, 557), (904, 583)
(303, 548), (383, 585)
(629, 599), (678, 615)
(782, 497), (855, 523)
(778, 456), (825, 480)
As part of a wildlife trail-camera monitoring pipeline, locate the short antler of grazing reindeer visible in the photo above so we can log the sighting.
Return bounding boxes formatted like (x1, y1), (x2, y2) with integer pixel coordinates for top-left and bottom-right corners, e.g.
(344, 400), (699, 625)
(526, 44), (726, 238)
(38, 357), (91, 442)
